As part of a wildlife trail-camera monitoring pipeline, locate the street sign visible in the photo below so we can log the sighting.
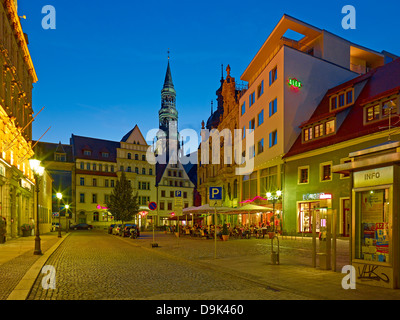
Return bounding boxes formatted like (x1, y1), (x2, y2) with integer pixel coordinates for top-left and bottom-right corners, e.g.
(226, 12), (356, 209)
(209, 187), (222, 207)
(175, 190), (182, 198)
(174, 190), (183, 207)
(149, 202), (157, 211)
(209, 187), (222, 200)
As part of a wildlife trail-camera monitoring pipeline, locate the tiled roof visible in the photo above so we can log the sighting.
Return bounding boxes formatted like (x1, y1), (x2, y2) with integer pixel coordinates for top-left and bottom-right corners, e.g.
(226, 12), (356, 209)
(284, 58), (400, 158)
(33, 141), (74, 163)
(70, 134), (120, 162)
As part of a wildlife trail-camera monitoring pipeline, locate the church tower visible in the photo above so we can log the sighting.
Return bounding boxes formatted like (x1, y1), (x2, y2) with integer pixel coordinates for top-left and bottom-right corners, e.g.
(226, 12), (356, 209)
(157, 58), (180, 161)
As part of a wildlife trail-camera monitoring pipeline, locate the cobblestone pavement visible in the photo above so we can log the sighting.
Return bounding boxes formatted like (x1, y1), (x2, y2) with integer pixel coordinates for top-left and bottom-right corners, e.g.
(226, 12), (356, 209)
(0, 235), (60, 300)
(27, 230), (310, 300)
(25, 230), (400, 300)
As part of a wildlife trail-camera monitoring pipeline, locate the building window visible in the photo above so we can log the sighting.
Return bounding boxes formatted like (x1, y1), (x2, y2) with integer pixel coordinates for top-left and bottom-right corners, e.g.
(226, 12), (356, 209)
(325, 120), (335, 134)
(183, 192), (187, 199)
(83, 150), (91, 156)
(102, 152), (109, 158)
(257, 80), (264, 98)
(127, 166), (132, 172)
(269, 98), (277, 117)
(269, 66), (277, 85)
(304, 127), (313, 142)
(249, 118), (255, 133)
(161, 190), (166, 197)
(160, 202), (165, 210)
(79, 193), (85, 203)
(55, 153), (66, 162)
(258, 109), (264, 126)
(86, 163), (90, 170)
(320, 162), (332, 181)
(314, 123), (324, 138)
(135, 167), (139, 174)
(168, 202), (172, 211)
(142, 155), (146, 161)
(111, 180), (115, 187)
(269, 130), (277, 147)
(80, 162), (84, 169)
(92, 194), (97, 203)
(249, 145), (255, 159)
(242, 126), (246, 139)
(170, 191), (174, 198)
(331, 96), (337, 110)
(257, 138), (264, 154)
(142, 168), (146, 175)
(135, 154), (139, 160)
(93, 178), (97, 186)
(241, 102), (246, 115)
(330, 88), (354, 111)
(346, 90), (353, 105)
(339, 93), (345, 107)
(249, 91), (255, 107)
(105, 179), (109, 187)
(80, 177), (85, 186)
(298, 166), (309, 184)
(93, 212), (99, 222)
(127, 153), (131, 159)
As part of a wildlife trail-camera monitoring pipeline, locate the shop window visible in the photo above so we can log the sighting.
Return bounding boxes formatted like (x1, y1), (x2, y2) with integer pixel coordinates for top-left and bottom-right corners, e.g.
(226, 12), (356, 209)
(355, 188), (390, 263)
(299, 202), (320, 233)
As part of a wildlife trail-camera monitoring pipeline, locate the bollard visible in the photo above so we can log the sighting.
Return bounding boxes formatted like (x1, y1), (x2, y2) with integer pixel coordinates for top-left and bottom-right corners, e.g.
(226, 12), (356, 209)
(271, 235), (280, 265)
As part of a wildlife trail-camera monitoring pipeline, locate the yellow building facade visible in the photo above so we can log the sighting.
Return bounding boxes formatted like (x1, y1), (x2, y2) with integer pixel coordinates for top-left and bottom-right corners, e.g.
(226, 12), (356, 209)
(0, 0), (46, 239)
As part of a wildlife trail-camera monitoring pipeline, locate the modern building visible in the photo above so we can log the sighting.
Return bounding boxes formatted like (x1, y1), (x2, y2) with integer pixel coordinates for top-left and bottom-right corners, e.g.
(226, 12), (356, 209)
(283, 57), (400, 238)
(0, 0), (42, 239)
(236, 14), (393, 226)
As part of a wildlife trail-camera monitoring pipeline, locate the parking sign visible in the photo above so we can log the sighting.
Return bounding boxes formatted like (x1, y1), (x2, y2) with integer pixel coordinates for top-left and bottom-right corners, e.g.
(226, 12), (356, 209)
(209, 187), (222, 200)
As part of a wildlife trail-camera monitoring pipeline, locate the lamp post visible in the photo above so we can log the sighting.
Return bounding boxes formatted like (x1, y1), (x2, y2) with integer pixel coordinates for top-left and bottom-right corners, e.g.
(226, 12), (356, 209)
(29, 159), (44, 255)
(56, 192), (62, 238)
(266, 190), (282, 233)
(65, 204), (69, 233)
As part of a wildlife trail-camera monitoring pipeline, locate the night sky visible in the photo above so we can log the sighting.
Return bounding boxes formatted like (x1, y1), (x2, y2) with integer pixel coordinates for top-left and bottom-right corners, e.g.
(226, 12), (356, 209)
(18, 0), (400, 152)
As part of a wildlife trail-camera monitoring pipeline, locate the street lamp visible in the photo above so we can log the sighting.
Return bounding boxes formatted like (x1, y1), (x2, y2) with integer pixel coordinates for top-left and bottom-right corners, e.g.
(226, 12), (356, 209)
(29, 159), (45, 255)
(56, 192), (62, 238)
(65, 204), (70, 233)
(266, 190), (282, 233)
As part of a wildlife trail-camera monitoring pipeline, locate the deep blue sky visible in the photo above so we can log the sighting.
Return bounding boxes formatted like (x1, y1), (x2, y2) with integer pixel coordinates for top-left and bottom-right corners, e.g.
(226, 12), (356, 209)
(18, 0), (400, 150)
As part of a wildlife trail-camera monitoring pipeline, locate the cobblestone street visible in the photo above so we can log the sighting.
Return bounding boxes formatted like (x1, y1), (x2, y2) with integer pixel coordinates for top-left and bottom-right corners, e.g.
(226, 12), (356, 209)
(27, 230), (309, 300)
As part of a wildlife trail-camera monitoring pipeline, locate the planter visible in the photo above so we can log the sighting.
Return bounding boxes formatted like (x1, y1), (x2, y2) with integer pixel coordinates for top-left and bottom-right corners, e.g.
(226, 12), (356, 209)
(22, 230), (31, 237)
(222, 235), (229, 241)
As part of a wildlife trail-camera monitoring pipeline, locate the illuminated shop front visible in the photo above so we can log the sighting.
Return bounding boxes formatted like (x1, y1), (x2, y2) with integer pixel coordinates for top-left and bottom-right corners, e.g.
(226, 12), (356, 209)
(298, 193), (332, 234)
(333, 141), (400, 289)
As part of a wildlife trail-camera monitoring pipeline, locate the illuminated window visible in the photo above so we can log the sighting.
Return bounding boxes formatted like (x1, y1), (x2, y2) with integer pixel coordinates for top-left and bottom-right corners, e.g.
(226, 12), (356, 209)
(304, 127), (313, 141)
(320, 163), (332, 181)
(366, 104), (380, 122)
(314, 124), (324, 138)
(325, 120), (335, 134)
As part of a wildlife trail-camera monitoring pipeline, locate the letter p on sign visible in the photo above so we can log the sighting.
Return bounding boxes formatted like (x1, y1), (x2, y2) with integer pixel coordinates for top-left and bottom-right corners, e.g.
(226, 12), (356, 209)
(209, 187), (222, 200)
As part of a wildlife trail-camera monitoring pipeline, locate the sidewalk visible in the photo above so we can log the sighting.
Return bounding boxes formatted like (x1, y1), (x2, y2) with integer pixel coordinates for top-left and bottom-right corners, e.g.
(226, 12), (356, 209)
(134, 231), (400, 300)
(0, 232), (69, 300)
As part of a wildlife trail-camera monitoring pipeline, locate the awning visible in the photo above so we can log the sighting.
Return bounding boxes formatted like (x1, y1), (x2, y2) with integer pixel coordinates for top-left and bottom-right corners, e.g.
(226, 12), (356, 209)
(220, 204), (272, 214)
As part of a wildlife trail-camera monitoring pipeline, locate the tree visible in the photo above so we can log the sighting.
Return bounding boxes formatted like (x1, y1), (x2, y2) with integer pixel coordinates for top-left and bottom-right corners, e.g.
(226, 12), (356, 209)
(106, 171), (139, 225)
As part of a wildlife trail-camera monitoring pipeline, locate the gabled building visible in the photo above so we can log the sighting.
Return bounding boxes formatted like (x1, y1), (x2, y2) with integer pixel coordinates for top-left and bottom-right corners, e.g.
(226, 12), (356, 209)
(283, 57), (400, 236)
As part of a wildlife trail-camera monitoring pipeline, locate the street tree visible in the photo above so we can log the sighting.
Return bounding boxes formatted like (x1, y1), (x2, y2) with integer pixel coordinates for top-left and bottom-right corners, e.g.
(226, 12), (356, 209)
(106, 171), (139, 225)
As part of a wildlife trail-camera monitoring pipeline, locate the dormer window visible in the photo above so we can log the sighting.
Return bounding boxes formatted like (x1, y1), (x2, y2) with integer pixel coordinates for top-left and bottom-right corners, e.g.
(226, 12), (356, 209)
(83, 150), (91, 156)
(364, 96), (398, 124)
(330, 88), (354, 111)
(55, 153), (66, 162)
(302, 119), (335, 143)
(102, 152), (109, 158)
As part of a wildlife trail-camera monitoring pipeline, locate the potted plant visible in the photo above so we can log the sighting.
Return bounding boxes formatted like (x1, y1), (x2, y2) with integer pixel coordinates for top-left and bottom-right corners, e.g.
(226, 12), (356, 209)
(222, 223), (229, 241)
(21, 224), (33, 237)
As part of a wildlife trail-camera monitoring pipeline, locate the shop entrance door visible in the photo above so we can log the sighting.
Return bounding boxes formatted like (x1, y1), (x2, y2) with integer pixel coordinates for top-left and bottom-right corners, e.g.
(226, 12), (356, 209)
(342, 198), (351, 237)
